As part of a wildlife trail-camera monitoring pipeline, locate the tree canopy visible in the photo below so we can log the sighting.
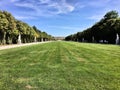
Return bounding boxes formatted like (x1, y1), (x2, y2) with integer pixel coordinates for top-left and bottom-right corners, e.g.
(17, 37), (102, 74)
(0, 10), (53, 45)
(65, 10), (120, 44)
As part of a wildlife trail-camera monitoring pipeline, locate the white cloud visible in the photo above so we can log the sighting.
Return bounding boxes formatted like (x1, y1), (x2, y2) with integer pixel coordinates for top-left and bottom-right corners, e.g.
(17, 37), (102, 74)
(86, 0), (120, 21)
(48, 25), (84, 31)
(87, 15), (103, 21)
(14, 15), (36, 20)
(13, 0), (75, 16)
(15, 3), (35, 9)
(88, 0), (111, 7)
(47, 25), (87, 36)
(11, 0), (19, 2)
(39, 0), (50, 4)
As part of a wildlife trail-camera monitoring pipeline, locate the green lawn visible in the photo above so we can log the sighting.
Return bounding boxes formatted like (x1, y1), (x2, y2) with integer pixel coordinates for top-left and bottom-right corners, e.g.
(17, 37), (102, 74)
(0, 41), (120, 90)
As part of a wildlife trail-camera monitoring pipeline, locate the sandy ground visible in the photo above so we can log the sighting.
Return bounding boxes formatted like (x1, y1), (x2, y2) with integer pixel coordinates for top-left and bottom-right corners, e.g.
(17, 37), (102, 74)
(0, 41), (51, 50)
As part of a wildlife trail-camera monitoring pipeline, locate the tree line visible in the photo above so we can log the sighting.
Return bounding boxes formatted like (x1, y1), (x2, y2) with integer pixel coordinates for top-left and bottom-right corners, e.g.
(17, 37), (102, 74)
(65, 11), (120, 44)
(0, 10), (54, 45)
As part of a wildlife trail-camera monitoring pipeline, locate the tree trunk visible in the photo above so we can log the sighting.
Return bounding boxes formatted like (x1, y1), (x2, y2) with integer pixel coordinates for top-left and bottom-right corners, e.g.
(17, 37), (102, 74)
(2, 32), (6, 45)
(0, 32), (2, 45)
(6, 33), (12, 44)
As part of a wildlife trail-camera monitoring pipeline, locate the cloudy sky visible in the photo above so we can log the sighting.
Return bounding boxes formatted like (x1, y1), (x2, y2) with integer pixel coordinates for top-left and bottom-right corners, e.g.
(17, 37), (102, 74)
(0, 0), (120, 36)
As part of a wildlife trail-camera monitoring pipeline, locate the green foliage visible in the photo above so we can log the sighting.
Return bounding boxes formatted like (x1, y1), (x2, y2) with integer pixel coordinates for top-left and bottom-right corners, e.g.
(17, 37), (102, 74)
(0, 11), (9, 32)
(0, 41), (120, 89)
(104, 10), (119, 20)
(0, 10), (53, 44)
(65, 10), (120, 44)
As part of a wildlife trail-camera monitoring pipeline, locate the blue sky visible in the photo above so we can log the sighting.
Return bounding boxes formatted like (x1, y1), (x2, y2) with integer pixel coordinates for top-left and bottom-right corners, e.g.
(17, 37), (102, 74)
(0, 0), (120, 37)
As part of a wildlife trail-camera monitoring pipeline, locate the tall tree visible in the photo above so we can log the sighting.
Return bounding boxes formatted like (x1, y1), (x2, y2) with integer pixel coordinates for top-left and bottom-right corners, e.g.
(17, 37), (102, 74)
(0, 11), (9, 44)
(65, 10), (120, 44)
(104, 10), (119, 20)
(3, 11), (16, 44)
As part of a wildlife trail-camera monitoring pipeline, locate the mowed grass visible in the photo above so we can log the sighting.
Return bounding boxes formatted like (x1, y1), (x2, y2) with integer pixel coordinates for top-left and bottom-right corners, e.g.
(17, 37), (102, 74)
(0, 41), (120, 90)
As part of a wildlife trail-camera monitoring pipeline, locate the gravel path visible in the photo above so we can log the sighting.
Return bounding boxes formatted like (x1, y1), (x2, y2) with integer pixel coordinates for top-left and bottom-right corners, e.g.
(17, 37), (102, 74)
(0, 41), (51, 50)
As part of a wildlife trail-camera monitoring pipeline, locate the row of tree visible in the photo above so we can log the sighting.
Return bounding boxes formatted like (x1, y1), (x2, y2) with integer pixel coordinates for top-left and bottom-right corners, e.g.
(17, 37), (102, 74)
(65, 11), (120, 44)
(0, 10), (54, 45)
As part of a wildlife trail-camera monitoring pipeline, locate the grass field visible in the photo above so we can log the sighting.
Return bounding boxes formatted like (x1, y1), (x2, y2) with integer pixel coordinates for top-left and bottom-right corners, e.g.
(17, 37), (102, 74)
(0, 41), (120, 90)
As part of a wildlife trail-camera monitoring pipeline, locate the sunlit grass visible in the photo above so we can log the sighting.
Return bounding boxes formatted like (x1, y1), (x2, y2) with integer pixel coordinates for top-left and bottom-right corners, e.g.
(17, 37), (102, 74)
(0, 41), (120, 90)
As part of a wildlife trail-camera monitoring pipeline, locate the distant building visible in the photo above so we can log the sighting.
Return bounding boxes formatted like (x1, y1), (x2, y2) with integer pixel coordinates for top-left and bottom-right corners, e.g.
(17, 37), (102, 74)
(54, 37), (65, 41)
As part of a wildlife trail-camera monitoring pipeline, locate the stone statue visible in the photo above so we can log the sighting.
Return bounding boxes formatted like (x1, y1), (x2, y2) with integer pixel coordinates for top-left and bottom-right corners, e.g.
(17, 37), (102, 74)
(41, 38), (43, 42)
(34, 36), (37, 42)
(92, 36), (94, 43)
(18, 33), (21, 44)
(82, 38), (84, 42)
(116, 33), (119, 45)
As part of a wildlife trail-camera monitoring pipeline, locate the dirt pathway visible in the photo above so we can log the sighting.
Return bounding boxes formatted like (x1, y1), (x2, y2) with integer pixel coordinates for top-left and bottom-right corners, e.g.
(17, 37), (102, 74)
(0, 41), (52, 50)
